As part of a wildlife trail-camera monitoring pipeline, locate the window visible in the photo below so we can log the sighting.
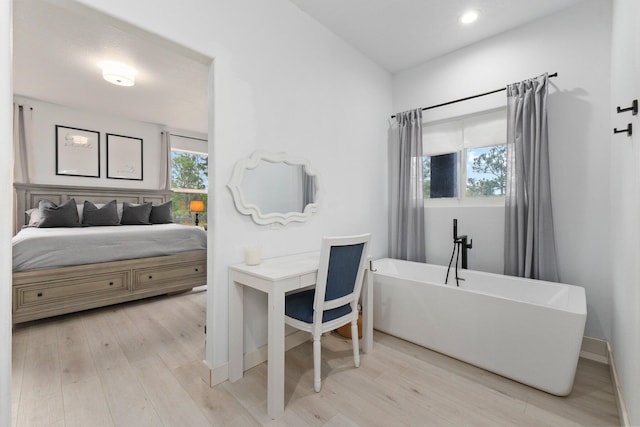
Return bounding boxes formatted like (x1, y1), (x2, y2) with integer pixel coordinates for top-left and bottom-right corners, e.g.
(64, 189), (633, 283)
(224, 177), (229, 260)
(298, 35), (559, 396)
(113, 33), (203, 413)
(423, 108), (506, 203)
(171, 149), (208, 226)
(466, 145), (506, 197)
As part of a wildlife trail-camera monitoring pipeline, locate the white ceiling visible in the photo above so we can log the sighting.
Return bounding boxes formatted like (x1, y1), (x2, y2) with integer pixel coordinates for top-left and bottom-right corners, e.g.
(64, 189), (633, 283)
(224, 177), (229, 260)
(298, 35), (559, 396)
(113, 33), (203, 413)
(289, 0), (585, 72)
(13, 0), (211, 134)
(13, 0), (585, 134)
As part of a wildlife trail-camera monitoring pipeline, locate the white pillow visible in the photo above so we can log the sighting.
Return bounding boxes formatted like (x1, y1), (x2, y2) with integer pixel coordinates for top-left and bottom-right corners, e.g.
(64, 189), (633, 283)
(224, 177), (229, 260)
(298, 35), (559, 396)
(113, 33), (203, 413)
(117, 203), (123, 221)
(25, 208), (42, 227)
(76, 204), (84, 223)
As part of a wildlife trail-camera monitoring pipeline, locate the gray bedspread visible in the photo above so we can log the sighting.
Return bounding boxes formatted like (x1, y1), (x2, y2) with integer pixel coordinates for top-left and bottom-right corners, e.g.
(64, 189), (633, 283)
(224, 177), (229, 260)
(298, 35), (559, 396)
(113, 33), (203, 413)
(12, 224), (207, 272)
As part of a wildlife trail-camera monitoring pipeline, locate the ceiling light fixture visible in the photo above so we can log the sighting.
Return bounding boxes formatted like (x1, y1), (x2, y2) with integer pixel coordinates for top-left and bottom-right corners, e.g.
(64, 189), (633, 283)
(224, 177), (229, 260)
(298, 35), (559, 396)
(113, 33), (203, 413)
(100, 61), (137, 87)
(459, 10), (479, 25)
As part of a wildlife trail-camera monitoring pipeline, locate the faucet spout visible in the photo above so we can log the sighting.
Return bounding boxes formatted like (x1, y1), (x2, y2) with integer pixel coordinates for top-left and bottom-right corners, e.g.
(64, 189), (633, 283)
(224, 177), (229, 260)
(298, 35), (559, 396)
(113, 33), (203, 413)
(452, 219), (472, 269)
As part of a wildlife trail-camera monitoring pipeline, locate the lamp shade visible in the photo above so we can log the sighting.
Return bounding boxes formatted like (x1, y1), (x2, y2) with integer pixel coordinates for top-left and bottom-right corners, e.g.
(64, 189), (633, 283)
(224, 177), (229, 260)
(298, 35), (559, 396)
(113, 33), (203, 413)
(190, 200), (205, 213)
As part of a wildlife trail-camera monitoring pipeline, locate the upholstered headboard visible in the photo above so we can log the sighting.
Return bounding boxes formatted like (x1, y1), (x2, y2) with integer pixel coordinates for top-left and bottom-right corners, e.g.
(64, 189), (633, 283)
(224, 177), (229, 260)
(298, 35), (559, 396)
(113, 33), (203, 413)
(14, 183), (170, 235)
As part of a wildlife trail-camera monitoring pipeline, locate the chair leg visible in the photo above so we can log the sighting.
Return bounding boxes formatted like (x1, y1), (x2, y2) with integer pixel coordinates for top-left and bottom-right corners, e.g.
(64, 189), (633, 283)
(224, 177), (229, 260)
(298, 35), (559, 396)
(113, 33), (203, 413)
(313, 336), (322, 392)
(351, 321), (360, 368)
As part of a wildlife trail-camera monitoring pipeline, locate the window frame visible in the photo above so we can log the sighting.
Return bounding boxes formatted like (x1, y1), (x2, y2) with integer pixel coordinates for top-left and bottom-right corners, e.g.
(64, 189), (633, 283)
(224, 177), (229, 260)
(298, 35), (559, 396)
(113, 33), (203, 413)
(170, 148), (208, 226)
(422, 109), (507, 207)
(170, 147), (208, 194)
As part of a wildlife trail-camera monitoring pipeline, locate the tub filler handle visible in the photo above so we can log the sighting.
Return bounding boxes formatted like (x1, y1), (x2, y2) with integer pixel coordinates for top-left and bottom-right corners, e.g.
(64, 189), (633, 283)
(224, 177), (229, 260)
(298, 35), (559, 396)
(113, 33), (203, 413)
(446, 219), (472, 287)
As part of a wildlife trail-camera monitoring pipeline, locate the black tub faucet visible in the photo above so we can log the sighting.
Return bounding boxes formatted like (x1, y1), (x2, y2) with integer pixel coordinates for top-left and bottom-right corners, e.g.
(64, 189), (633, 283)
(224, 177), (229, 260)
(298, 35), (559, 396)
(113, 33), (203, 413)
(453, 219), (473, 269)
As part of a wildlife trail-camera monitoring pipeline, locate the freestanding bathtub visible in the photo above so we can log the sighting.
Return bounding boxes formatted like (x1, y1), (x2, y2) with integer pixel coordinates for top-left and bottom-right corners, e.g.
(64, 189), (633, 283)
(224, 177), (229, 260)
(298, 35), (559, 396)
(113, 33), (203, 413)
(372, 258), (587, 396)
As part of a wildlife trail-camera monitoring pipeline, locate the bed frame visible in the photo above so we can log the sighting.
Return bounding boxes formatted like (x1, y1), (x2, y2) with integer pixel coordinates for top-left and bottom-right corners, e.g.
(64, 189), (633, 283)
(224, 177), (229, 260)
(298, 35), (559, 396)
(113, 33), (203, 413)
(12, 183), (207, 324)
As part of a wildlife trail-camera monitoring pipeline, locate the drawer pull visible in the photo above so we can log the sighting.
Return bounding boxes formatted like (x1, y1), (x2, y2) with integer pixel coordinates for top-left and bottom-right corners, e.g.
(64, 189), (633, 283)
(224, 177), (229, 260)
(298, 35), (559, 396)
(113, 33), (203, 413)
(148, 275), (153, 279)
(37, 292), (43, 297)
(109, 282), (114, 286)
(195, 268), (199, 272)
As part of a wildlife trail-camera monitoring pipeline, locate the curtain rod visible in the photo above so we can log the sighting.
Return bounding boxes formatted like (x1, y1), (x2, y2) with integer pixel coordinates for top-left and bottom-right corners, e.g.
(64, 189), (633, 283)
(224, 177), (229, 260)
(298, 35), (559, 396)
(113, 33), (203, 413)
(391, 72), (558, 119)
(163, 132), (208, 142)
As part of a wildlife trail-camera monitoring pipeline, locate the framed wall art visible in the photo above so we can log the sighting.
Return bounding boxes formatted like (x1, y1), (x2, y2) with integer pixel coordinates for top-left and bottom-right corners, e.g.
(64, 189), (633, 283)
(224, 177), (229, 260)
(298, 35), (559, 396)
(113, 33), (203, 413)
(106, 133), (143, 181)
(55, 125), (100, 177)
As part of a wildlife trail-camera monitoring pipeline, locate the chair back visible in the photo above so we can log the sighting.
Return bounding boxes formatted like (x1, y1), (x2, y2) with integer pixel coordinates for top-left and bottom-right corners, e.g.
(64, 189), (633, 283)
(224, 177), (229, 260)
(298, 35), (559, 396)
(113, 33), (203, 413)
(313, 234), (371, 331)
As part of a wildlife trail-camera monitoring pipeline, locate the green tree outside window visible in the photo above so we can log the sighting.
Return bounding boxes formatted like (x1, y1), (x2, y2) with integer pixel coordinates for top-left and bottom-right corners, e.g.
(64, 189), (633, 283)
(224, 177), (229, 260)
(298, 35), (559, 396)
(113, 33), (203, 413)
(171, 151), (208, 226)
(466, 145), (506, 197)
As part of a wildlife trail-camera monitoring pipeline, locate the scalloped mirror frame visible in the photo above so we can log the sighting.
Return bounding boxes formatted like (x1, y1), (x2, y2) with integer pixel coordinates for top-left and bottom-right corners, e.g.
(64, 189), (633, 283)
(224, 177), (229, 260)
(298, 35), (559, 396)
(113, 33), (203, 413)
(227, 151), (320, 225)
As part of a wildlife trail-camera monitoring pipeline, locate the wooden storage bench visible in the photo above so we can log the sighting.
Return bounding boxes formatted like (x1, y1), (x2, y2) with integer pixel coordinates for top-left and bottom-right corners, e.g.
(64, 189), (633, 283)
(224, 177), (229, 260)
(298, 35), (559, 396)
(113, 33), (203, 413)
(13, 250), (206, 324)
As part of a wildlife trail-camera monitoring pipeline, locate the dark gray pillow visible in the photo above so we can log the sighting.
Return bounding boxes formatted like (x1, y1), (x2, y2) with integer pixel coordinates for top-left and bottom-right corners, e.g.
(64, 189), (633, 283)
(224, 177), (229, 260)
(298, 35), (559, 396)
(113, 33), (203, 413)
(37, 199), (81, 228)
(121, 202), (152, 225)
(149, 201), (174, 224)
(83, 200), (120, 226)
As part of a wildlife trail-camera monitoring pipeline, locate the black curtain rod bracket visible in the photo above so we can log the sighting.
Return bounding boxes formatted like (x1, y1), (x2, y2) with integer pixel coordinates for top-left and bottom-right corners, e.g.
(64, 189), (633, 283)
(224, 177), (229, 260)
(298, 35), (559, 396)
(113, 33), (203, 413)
(614, 123), (633, 137)
(391, 72), (558, 119)
(616, 99), (638, 116)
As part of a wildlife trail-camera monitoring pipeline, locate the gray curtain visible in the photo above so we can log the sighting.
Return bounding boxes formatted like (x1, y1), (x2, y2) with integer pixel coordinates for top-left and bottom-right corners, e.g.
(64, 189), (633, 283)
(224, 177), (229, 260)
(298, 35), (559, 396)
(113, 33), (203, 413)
(13, 103), (32, 183)
(390, 109), (426, 262)
(504, 74), (559, 281)
(160, 131), (172, 191)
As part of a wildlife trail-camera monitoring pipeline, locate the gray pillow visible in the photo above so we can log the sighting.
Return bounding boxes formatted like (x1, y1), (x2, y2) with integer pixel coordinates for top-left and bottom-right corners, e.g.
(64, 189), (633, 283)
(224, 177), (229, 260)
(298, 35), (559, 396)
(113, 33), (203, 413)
(37, 199), (81, 228)
(149, 201), (174, 224)
(83, 200), (120, 226)
(120, 202), (152, 225)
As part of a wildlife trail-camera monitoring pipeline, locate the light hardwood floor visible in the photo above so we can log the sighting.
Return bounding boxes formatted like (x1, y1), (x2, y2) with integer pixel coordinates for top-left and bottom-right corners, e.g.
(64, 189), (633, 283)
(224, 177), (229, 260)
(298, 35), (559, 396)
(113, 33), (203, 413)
(11, 287), (620, 426)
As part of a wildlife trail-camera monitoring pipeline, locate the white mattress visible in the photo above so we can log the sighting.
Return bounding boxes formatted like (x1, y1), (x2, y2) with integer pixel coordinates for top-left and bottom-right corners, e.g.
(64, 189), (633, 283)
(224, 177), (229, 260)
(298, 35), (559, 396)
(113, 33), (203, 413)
(12, 224), (207, 272)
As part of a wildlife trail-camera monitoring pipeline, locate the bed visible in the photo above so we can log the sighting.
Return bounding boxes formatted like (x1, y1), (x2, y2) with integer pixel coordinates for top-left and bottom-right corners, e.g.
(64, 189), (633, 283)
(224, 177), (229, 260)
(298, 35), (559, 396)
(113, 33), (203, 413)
(12, 183), (207, 324)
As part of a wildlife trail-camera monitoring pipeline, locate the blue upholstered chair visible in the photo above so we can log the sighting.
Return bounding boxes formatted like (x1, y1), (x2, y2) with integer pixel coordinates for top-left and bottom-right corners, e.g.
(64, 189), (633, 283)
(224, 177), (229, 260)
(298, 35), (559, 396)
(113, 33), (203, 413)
(284, 234), (371, 392)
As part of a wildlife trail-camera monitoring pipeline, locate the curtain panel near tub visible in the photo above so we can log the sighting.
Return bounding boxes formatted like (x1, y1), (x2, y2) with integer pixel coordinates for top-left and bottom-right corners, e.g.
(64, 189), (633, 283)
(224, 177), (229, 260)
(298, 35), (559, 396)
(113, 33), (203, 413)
(389, 108), (426, 263)
(504, 74), (559, 282)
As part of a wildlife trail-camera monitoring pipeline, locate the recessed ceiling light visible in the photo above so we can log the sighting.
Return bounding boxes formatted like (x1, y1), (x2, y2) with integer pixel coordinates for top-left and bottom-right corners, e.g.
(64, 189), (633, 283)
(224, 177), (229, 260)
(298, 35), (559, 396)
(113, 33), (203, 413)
(460, 10), (479, 25)
(100, 61), (137, 87)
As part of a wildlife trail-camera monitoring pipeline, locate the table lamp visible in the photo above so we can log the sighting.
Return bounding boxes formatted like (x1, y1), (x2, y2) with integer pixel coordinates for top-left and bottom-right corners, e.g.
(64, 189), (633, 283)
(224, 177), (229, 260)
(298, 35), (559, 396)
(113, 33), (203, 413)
(189, 200), (205, 226)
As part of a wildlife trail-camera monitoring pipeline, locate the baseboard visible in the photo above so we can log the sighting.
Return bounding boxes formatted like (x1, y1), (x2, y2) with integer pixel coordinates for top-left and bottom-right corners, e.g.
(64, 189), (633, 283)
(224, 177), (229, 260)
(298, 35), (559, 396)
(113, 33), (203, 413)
(580, 336), (608, 364)
(243, 330), (310, 371)
(199, 359), (228, 387)
(202, 330), (310, 386)
(579, 337), (631, 425)
(607, 342), (631, 427)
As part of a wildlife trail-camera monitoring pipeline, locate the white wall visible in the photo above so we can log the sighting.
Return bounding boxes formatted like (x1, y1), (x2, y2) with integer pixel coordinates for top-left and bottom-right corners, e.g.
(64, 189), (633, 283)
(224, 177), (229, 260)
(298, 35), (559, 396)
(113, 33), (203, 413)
(14, 96), (165, 189)
(392, 0), (612, 340)
(71, 0), (392, 376)
(1, 1), (13, 425)
(425, 206), (504, 274)
(610, 0), (640, 422)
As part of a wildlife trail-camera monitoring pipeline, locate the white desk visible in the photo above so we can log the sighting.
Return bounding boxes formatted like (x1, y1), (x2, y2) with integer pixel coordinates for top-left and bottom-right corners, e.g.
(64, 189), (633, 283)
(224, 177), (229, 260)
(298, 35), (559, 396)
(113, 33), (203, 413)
(228, 251), (373, 418)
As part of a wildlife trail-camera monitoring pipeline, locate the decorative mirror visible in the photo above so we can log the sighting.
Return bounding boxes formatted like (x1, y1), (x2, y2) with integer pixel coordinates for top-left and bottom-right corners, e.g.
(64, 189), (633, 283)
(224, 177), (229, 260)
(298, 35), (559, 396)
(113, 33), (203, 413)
(227, 151), (319, 225)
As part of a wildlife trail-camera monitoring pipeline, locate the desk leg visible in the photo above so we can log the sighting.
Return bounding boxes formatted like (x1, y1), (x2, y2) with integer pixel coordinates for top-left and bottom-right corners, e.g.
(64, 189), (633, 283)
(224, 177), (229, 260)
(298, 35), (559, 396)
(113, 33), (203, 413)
(267, 289), (285, 418)
(228, 277), (244, 382)
(361, 268), (373, 354)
